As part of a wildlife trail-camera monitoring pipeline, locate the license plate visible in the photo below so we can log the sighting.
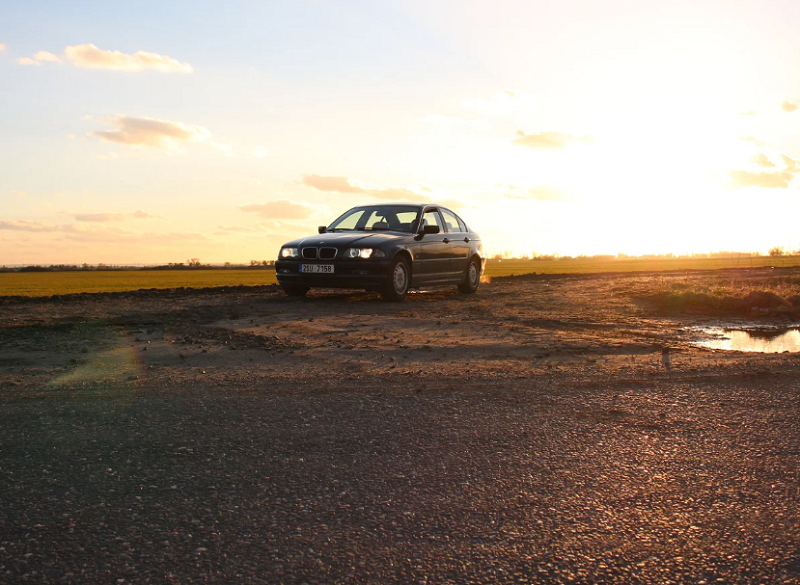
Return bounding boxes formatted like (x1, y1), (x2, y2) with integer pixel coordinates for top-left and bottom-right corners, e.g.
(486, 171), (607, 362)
(300, 264), (334, 274)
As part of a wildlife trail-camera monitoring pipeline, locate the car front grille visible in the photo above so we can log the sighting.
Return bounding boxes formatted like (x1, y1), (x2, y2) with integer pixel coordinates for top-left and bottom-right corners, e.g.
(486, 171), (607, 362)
(302, 247), (337, 260)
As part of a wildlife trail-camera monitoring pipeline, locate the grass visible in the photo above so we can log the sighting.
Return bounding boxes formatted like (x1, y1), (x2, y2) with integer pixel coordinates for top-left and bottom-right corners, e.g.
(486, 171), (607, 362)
(0, 270), (277, 297)
(3, 255), (800, 297)
(484, 255), (800, 277)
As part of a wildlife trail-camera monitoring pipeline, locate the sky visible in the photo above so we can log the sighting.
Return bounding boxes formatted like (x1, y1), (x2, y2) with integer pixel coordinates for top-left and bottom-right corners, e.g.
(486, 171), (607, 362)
(2, 0), (800, 264)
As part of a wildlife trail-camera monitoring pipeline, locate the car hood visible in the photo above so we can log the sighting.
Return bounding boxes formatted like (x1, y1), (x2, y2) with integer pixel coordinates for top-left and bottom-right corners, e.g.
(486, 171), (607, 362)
(282, 231), (408, 249)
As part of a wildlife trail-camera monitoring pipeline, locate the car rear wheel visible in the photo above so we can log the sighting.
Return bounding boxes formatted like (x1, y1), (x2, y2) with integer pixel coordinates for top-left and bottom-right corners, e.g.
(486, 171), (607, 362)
(381, 257), (410, 302)
(458, 257), (481, 294)
(282, 285), (310, 297)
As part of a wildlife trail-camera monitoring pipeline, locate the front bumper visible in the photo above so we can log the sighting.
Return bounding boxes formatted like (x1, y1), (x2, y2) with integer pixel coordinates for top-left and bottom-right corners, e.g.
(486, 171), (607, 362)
(275, 258), (392, 290)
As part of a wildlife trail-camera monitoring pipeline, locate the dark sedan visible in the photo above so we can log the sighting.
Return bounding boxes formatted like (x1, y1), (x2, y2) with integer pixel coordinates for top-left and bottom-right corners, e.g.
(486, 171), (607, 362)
(275, 203), (485, 301)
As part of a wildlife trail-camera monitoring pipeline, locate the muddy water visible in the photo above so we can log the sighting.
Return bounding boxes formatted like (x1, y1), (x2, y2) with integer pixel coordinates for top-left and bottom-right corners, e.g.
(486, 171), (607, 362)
(696, 327), (800, 353)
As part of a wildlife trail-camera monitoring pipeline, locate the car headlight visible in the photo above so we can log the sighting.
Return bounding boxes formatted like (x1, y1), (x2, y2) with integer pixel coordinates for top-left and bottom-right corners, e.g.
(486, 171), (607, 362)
(280, 247), (299, 258)
(344, 248), (385, 259)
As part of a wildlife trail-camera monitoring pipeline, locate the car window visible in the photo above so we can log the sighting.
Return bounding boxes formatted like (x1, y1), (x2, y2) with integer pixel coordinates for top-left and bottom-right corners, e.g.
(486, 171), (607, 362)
(456, 215), (468, 232)
(421, 209), (443, 231)
(364, 211), (391, 230)
(331, 210), (364, 230)
(440, 209), (462, 233)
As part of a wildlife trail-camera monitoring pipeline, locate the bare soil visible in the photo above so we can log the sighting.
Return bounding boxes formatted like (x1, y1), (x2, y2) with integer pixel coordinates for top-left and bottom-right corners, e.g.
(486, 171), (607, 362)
(1, 268), (799, 584)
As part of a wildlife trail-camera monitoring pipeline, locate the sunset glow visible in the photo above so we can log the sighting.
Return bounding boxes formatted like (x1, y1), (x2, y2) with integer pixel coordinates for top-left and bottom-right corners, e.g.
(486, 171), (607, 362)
(3, 0), (800, 264)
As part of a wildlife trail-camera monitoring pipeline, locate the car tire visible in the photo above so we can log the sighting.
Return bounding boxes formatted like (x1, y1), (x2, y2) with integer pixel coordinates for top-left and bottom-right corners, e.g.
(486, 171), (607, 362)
(458, 257), (481, 294)
(282, 285), (310, 297)
(381, 256), (410, 302)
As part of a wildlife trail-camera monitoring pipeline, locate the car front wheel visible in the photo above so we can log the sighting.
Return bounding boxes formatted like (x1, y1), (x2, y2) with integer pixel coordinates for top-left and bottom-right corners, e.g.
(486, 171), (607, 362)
(458, 257), (481, 294)
(381, 256), (410, 302)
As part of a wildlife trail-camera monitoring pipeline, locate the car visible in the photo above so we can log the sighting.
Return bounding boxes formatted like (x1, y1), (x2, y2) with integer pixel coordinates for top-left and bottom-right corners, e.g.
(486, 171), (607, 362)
(275, 203), (485, 301)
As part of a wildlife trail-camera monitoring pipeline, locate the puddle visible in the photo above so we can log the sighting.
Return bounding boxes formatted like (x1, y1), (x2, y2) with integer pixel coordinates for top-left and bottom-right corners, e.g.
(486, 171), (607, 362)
(694, 326), (800, 353)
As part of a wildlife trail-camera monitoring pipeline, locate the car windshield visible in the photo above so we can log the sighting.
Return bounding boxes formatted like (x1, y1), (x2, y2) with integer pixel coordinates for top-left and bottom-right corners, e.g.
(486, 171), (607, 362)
(327, 205), (420, 233)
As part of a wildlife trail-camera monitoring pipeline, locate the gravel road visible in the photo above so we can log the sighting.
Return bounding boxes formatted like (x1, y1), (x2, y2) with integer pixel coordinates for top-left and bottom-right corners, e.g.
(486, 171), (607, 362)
(1, 270), (799, 584)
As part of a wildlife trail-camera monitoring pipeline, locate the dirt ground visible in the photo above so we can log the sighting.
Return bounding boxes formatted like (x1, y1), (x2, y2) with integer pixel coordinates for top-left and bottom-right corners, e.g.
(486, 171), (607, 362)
(1, 268), (799, 584)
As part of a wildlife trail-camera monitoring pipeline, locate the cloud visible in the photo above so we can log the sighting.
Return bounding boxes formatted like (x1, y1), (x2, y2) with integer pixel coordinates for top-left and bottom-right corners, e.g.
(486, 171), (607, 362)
(781, 100), (799, 113)
(88, 115), (229, 154)
(301, 174), (427, 201)
(738, 110), (756, 116)
(11, 191), (27, 199)
(302, 174), (365, 194)
(0, 43), (7, 52)
(63, 44), (193, 73)
(240, 200), (315, 219)
(462, 90), (535, 115)
(34, 51), (60, 63)
(252, 146), (269, 157)
(752, 153), (775, 168)
(504, 186), (567, 201)
(0, 220), (72, 233)
(73, 210), (157, 222)
(15, 44), (193, 72)
(367, 187), (426, 202)
(741, 136), (768, 148)
(512, 130), (592, 150)
(729, 170), (794, 188)
(781, 154), (800, 173)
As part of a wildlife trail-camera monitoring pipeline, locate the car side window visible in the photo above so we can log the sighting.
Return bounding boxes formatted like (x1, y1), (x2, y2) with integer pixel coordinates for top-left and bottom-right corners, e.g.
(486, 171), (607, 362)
(421, 209), (443, 231)
(440, 209), (463, 233)
(456, 215), (468, 232)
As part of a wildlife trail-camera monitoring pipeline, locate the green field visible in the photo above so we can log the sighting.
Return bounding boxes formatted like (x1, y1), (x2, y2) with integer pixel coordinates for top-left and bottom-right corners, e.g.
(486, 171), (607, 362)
(2, 255), (800, 297)
(0, 270), (278, 297)
(483, 255), (800, 277)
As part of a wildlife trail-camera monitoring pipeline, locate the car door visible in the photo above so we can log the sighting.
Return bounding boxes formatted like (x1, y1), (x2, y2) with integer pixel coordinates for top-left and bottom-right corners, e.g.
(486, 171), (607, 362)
(416, 208), (449, 284)
(440, 208), (470, 279)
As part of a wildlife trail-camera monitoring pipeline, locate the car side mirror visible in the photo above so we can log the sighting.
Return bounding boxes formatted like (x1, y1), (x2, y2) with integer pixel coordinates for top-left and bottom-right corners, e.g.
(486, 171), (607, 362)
(318, 226), (327, 234)
(415, 224), (440, 240)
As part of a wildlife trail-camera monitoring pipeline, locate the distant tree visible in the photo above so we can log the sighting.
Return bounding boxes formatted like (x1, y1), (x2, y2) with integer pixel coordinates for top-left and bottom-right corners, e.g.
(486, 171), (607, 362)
(187, 258), (201, 267)
(769, 247), (785, 257)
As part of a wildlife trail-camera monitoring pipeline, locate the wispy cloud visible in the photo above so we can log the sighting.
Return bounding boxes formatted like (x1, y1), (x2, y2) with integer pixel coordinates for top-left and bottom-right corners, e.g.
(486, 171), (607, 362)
(461, 90), (535, 115)
(240, 200), (315, 219)
(781, 154), (800, 173)
(0, 220), (205, 244)
(88, 115), (229, 154)
(73, 210), (157, 222)
(0, 220), (67, 233)
(512, 130), (592, 150)
(752, 153), (775, 168)
(781, 100), (799, 113)
(742, 136), (768, 147)
(729, 170), (794, 189)
(504, 186), (567, 201)
(0, 43), (6, 53)
(15, 44), (193, 72)
(34, 51), (60, 63)
(301, 174), (426, 201)
(302, 174), (365, 194)
(10, 191), (27, 199)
